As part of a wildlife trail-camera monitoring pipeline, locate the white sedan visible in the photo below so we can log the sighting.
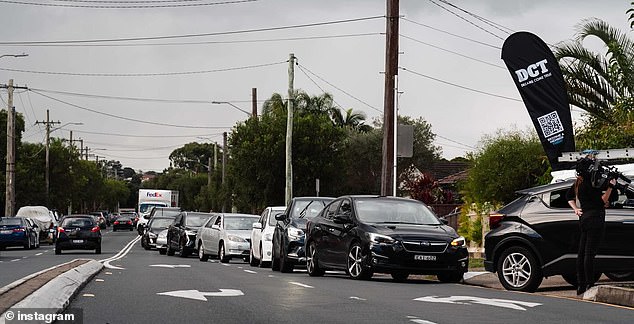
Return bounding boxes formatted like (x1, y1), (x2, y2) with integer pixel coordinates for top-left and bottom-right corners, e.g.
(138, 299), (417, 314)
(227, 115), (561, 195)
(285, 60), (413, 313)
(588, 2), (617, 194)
(249, 206), (285, 267)
(196, 213), (259, 263)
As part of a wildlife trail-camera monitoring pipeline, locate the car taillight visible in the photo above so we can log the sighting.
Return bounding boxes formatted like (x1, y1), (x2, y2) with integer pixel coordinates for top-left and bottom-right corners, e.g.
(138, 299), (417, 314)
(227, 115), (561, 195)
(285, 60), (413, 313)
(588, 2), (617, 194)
(13, 228), (25, 232)
(114, 221), (120, 225)
(57, 227), (65, 233)
(127, 221), (132, 225)
(91, 226), (101, 232)
(489, 212), (506, 229)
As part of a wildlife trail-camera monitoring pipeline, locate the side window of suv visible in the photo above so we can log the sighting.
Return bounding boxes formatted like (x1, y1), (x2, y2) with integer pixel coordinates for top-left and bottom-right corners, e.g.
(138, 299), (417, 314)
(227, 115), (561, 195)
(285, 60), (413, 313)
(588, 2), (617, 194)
(549, 189), (570, 208)
(325, 200), (341, 220)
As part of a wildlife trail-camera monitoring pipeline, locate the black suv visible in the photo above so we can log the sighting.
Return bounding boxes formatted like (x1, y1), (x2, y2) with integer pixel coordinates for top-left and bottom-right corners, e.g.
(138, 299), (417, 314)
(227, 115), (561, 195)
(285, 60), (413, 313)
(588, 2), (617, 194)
(272, 197), (333, 272)
(484, 179), (634, 292)
(166, 212), (213, 257)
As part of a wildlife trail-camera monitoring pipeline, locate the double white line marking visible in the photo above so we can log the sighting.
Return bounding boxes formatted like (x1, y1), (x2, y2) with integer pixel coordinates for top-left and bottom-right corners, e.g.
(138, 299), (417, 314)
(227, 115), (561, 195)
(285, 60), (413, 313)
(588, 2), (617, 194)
(99, 235), (140, 269)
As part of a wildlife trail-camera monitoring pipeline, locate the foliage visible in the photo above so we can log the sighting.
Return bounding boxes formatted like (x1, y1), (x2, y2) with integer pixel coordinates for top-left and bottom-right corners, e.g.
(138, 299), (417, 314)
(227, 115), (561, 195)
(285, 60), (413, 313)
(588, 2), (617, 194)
(400, 170), (452, 204)
(457, 202), (496, 246)
(461, 129), (551, 206)
(575, 97), (634, 149)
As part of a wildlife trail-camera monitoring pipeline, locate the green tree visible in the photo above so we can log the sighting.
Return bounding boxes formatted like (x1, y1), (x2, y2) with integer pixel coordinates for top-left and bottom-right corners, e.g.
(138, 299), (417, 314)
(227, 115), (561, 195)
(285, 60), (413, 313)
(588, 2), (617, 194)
(330, 107), (372, 132)
(461, 129), (550, 206)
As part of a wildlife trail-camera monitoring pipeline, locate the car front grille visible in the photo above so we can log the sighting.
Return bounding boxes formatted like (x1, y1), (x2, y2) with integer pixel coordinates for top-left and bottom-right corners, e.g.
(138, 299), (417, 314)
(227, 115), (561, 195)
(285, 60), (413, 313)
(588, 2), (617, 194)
(401, 240), (447, 253)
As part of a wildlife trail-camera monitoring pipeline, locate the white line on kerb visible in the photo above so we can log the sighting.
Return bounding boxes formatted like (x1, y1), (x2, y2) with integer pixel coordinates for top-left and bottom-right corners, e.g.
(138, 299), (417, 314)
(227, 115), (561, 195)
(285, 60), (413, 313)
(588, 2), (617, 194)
(288, 282), (313, 288)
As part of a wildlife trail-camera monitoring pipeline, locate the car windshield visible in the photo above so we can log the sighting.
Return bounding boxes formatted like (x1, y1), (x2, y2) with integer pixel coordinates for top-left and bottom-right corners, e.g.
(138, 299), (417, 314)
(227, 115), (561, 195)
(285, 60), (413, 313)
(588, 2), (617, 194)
(61, 218), (94, 228)
(185, 214), (211, 227)
(157, 210), (180, 217)
(140, 204), (167, 213)
(120, 213), (136, 218)
(150, 218), (174, 230)
(291, 199), (331, 219)
(225, 216), (259, 230)
(354, 199), (441, 225)
(0, 218), (23, 226)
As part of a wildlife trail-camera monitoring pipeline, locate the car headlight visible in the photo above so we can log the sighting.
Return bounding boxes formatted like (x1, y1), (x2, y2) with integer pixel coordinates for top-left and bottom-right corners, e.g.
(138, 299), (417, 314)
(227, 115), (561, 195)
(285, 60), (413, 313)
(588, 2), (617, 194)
(367, 232), (395, 244)
(148, 232), (157, 239)
(287, 227), (304, 240)
(263, 233), (272, 241)
(158, 231), (167, 239)
(228, 234), (247, 242)
(451, 236), (466, 247)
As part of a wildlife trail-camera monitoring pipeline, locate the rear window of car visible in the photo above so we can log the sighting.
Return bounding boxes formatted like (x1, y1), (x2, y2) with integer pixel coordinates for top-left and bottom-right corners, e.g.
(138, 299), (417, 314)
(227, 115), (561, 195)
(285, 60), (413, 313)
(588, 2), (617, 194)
(150, 218), (173, 230)
(61, 218), (94, 228)
(0, 218), (23, 225)
(290, 199), (331, 219)
(185, 214), (211, 227)
(225, 216), (259, 230)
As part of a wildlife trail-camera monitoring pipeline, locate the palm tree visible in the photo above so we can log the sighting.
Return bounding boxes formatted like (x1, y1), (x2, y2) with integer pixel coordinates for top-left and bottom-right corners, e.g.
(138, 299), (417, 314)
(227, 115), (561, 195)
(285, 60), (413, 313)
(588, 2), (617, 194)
(329, 107), (372, 132)
(553, 18), (634, 123)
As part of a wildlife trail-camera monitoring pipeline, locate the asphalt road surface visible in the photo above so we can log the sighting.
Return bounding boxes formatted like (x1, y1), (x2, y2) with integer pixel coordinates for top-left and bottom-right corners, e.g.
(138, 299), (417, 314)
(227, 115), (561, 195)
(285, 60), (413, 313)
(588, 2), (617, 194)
(0, 227), (134, 287)
(57, 230), (634, 324)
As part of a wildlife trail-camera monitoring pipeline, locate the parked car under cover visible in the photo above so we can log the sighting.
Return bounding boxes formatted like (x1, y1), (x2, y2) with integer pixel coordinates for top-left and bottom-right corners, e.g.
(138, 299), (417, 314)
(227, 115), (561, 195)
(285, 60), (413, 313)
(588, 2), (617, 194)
(166, 212), (213, 257)
(272, 197), (334, 272)
(197, 213), (259, 263)
(250, 206), (285, 267)
(305, 196), (469, 282)
(484, 179), (634, 292)
(0, 217), (40, 250)
(55, 215), (102, 254)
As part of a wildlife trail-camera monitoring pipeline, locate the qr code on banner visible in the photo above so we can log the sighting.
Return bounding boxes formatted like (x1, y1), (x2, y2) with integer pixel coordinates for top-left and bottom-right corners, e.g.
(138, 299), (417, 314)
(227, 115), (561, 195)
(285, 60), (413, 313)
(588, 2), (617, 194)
(537, 111), (564, 138)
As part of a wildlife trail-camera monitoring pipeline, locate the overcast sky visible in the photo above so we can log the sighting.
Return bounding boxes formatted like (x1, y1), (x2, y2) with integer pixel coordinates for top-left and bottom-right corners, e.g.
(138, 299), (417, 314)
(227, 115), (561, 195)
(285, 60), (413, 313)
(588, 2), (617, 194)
(0, 0), (630, 172)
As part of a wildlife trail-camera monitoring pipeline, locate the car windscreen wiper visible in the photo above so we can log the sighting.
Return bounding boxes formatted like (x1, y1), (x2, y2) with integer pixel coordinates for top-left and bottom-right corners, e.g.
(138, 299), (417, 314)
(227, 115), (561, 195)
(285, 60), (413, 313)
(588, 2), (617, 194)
(297, 201), (315, 219)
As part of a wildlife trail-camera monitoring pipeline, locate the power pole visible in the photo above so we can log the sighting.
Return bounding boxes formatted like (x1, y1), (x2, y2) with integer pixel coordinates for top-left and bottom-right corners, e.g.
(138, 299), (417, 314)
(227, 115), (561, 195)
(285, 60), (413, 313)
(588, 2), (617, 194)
(207, 156), (212, 187)
(285, 53), (295, 206)
(213, 143), (218, 170)
(4, 80), (15, 216)
(381, 0), (399, 196)
(222, 132), (227, 212)
(35, 109), (60, 207)
(251, 87), (258, 117)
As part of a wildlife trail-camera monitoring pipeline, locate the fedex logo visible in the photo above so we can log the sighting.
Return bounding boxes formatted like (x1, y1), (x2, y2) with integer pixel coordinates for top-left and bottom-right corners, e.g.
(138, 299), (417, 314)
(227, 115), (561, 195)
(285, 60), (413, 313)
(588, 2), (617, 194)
(146, 192), (163, 198)
(514, 59), (551, 87)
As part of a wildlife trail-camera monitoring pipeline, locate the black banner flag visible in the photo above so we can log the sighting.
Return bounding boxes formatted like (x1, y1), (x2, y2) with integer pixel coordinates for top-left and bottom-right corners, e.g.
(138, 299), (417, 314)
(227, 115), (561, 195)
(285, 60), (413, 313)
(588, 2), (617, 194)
(501, 31), (575, 171)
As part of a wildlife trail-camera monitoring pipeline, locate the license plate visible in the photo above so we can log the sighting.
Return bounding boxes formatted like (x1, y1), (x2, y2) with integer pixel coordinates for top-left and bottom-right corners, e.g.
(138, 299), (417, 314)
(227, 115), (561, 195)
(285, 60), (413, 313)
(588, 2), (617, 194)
(72, 239), (84, 244)
(415, 255), (436, 261)
(0, 230), (11, 234)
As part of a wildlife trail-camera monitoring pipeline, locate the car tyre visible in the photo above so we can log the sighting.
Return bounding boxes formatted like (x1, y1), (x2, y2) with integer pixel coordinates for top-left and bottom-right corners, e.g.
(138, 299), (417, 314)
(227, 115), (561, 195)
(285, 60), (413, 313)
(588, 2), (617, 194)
(347, 242), (373, 280)
(219, 243), (230, 263)
(605, 271), (634, 282)
(271, 242), (280, 271)
(391, 271), (410, 282)
(437, 271), (463, 283)
(55, 245), (61, 255)
(280, 243), (294, 273)
(249, 245), (258, 266)
(95, 244), (101, 254)
(198, 243), (209, 262)
(306, 241), (325, 277)
(24, 236), (31, 249)
(113, 227), (117, 232)
(258, 245), (269, 268)
(159, 248), (167, 255)
(178, 239), (189, 258)
(497, 246), (542, 292)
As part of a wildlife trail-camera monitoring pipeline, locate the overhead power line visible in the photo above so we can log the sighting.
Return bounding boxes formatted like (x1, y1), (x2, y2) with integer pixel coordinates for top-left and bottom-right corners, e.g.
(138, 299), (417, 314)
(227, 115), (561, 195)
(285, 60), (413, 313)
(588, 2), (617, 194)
(0, 61), (286, 77)
(436, 0), (514, 34)
(427, 0), (505, 41)
(0, 0), (258, 9)
(401, 18), (501, 50)
(29, 89), (235, 129)
(399, 67), (522, 102)
(68, 128), (226, 138)
(0, 16), (384, 45)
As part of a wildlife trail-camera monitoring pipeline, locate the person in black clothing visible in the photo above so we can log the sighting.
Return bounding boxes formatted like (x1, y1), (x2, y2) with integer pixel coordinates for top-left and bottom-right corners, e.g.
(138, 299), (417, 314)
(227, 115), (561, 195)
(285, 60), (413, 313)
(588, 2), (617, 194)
(566, 156), (616, 295)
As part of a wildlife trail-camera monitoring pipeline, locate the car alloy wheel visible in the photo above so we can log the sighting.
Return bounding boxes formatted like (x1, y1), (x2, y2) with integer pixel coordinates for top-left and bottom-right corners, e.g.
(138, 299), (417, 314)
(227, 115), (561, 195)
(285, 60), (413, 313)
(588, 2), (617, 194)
(497, 246), (542, 292)
(198, 242), (209, 262)
(347, 243), (373, 280)
(306, 242), (325, 277)
(219, 243), (230, 263)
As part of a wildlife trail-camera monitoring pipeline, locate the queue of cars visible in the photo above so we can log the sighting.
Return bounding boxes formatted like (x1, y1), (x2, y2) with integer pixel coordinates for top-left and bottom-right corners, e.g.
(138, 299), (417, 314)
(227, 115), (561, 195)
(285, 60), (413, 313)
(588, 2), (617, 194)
(137, 196), (470, 284)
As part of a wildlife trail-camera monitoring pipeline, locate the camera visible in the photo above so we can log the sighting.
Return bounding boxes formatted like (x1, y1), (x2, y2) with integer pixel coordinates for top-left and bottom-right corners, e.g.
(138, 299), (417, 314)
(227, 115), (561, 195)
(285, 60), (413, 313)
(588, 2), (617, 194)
(587, 159), (632, 192)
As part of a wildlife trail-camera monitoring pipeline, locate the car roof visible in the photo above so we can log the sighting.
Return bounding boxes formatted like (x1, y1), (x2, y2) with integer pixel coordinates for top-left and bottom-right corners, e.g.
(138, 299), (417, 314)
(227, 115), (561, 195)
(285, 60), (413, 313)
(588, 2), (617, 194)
(62, 215), (95, 219)
(515, 180), (575, 195)
(218, 213), (259, 218)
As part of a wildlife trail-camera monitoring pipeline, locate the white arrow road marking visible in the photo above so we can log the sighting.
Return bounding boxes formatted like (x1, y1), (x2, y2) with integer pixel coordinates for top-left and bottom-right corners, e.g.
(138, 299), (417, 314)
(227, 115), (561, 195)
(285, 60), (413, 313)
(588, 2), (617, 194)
(414, 296), (541, 311)
(243, 270), (257, 274)
(349, 296), (366, 301)
(288, 282), (313, 288)
(10, 259), (20, 262)
(35, 253), (43, 256)
(157, 289), (244, 301)
(410, 319), (437, 324)
(149, 264), (192, 269)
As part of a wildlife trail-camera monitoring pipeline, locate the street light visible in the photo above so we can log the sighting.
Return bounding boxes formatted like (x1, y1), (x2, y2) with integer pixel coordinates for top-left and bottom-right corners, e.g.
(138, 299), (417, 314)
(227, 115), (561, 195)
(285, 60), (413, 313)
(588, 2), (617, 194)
(211, 101), (251, 116)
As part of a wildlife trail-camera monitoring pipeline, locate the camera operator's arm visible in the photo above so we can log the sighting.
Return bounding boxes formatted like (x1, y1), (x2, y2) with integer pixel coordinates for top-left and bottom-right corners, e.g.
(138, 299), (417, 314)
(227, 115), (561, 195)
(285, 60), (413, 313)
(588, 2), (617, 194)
(602, 179), (617, 206)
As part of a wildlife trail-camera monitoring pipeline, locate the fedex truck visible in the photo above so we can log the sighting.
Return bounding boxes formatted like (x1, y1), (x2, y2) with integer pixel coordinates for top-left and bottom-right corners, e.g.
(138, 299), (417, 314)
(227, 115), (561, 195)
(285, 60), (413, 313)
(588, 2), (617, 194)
(137, 189), (179, 232)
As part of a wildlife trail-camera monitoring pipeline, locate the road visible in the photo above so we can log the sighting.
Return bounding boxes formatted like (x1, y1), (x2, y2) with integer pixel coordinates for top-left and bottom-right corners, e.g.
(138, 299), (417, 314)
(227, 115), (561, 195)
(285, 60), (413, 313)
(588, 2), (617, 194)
(0, 227), (134, 287)
(54, 230), (633, 324)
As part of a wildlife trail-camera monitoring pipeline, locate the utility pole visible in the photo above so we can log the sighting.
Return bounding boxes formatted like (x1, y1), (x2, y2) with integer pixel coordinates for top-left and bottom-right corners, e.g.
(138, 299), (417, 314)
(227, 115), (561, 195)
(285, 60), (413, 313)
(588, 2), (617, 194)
(213, 143), (218, 170)
(4, 80), (15, 217)
(381, 0), (399, 196)
(251, 87), (258, 117)
(35, 109), (60, 207)
(222, 132), (227, 212)
(207, 156), (212, 187)
(285, 53), (295, 206)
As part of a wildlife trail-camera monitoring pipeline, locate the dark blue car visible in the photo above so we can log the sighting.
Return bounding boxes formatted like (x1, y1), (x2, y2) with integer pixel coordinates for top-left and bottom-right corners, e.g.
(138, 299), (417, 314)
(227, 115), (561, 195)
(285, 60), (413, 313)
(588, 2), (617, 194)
(0, 217), (39, 250)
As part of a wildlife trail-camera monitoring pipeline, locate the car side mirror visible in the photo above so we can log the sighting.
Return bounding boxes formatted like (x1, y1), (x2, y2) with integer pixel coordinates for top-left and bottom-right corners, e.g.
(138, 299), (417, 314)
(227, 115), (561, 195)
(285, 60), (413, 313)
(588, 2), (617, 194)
(275, 214), (286, 221)
(333, 214), (351, 224)
(144, 215), (150, 219)
(439, 218), (449, 225)
(252, 222), (262, 230)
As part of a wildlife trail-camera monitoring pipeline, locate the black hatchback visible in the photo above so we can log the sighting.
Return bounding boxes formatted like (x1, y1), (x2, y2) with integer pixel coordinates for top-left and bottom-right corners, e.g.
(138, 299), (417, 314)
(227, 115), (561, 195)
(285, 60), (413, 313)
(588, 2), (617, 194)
(305, 196), (469, 282)
(55, 215), (102, 254)
(484, 180), (634, 292)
